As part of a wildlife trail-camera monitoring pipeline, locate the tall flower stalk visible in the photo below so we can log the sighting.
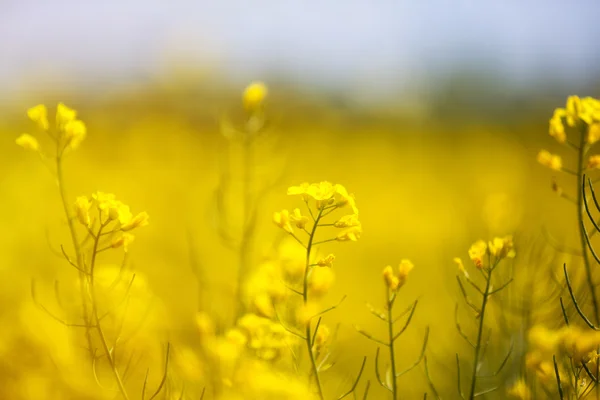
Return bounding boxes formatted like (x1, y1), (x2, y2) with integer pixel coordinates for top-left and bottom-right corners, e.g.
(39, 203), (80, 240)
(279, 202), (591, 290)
(273, 181), (361, 399)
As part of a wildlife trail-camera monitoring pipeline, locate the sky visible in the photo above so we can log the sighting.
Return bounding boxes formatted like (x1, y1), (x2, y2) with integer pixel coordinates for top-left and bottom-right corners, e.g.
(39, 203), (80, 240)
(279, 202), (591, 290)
(1, 0), (599, 97)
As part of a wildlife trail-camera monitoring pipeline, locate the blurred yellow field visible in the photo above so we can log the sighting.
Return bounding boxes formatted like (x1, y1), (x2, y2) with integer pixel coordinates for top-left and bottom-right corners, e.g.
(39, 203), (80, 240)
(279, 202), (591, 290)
(2, 78), (600, 399)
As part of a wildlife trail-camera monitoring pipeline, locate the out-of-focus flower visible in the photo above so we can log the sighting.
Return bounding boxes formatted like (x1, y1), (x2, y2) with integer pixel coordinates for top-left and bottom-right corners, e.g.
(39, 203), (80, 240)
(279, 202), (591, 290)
(243, 82), (268, 112)
(588, 155), (600, 169)
(316, 254), (335, 267)
(74, 196), (92, 227)
(468, 240), (487, 269)
(15, 134), (39, 151)
(537, 150), (562, 171)
(111, 233), (135, 252)
(289, 208), (309, 229)
(336, 226), (362, 242)
(507, 379), (531, 400)
(488, 235), (516, 259)
(273, 209), (294, 234)
(27, 104), (49, 130)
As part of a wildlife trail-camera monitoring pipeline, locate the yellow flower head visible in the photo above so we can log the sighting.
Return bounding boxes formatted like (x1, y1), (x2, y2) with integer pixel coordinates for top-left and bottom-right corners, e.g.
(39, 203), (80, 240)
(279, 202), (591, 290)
(383, 265), (400, 291)
(588, 155), (600, 169)
(15, 133), (40, 151)
(334, 214), (361, 228)
(551, 96), (600, 137)
(397, 259), (414, 282)
(74, 196), (92, 227)
(111, 233), (135, 252)
(316, 254), (335, 267)
(273, 209), (294, 234)
(121, 211), (150, 231)
(336, 225), (362, 242)
(334, 184), (359, 214)
(537, 149), (562, 171)
(290, 208), (309, 229)
(27, 104), (49, 130)
(549, 109), (567, 143)
(589, 123), (600, 145)
(468, 240), (487, 269)
(243, 81), (268, 112)
(56, 102), (77, 127)
(63, 119), (87, 149)
(488, 235), (516, 259)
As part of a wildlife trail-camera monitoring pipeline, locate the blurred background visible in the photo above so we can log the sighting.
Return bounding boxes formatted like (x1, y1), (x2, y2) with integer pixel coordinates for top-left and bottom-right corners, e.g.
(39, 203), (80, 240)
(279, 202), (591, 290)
(2, 1), (600, 398)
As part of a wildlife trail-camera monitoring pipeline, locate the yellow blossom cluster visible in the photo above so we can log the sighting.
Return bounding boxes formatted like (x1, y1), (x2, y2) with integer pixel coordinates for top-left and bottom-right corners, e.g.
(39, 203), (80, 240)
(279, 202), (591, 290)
(460, 236), (515, 270)
(549, 95), (600, 144)
(74, 191), (149, 252)
(527, 324), (600, 388)
(237, 313), (291, 361)
(275, 181), (362, 242)
(16, 103), (87, 153)
(382, 260), (414, 291)
(536, 149), (562, 171)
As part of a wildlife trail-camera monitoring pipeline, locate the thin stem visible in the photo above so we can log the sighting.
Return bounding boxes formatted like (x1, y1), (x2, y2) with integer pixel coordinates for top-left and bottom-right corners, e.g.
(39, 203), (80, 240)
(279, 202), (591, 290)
(387, 289), (398, 400)
(90, 222), (130, 400)
(303, 206), (326, 400)
(468, 266), (492, 400)
(56, 151), (94, 358)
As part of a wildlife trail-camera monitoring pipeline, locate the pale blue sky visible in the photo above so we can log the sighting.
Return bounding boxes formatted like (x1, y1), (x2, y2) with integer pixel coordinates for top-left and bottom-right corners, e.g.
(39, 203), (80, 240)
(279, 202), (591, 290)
(1, 0), (598, 97)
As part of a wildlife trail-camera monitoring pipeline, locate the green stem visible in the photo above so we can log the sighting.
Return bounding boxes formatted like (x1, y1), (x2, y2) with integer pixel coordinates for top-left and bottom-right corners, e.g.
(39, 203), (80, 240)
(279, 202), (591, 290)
(468, 267), (492, 400)
(304, 207), (325, 400)
(387, 291), (398, 400)
(576, 128), (600, 400)
(235, 123), (255, 320)
(56, 151), (94, 358)
(89, 222), (130, 400)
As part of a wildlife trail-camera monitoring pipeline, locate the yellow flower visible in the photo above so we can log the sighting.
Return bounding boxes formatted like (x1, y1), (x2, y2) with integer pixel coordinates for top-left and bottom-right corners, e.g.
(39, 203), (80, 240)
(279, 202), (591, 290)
(589, 123), (600, 145)
(588, 155), (600, 169)
(74, 196), (92, 227)
(273, 209), (294, 233)
(243, 82), (268, 112)
(537, 149), (562, 171)
(111, 233), (135, 252)
(121, 211), (149, 231)
(507, 379), (531, 400)
(15, 133), (39, 151)
(488, 235), (516, 259)
(56, 102), (77, 126)
(383, 265), (400, 291)
(92, 191), (116, 210)
(334, 184), (359, 214)
(309, 267), (335, 296)
(580, 96), (600, 125)
(287, 182), (310, 197)
(27, 104), (49, 130)
(316, 254), (335, 267)
(566, 95), (582, 127)
(64, 119), (87, 149)
(336, 225), (362, 242)
(468, 240), (487, 269)
(397, 259), (414, 283)
(549, 109), (567, 143)
(334, 214), (361, 228)
(306, 181), (336, 201)
(290, 208), (309, 229)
